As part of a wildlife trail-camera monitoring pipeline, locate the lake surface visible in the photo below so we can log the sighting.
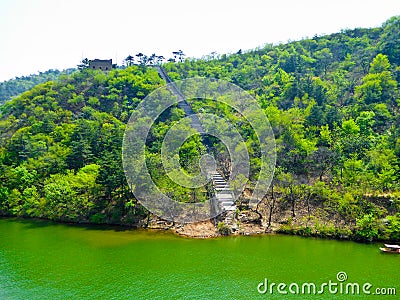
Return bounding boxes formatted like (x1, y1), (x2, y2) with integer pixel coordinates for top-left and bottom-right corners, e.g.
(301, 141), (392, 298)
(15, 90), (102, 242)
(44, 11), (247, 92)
(0, 218), (399, 299)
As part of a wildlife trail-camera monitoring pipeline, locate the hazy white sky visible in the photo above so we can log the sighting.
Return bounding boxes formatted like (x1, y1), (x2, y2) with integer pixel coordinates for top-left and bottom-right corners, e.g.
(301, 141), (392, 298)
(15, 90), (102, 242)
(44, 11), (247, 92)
(0, 0), (399, 81)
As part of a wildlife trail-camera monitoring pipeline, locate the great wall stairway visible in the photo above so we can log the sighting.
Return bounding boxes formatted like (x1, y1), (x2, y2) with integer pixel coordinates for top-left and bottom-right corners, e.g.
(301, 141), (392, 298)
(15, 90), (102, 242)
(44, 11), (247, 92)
(155, 66), (205, 134)
(154, 66), (237, 218)
(209, 171), (236, 212)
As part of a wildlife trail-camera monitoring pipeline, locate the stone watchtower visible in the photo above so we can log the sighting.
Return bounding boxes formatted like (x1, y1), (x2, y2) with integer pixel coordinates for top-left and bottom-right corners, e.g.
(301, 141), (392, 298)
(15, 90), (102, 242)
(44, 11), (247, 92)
(88, 59), (112, 71)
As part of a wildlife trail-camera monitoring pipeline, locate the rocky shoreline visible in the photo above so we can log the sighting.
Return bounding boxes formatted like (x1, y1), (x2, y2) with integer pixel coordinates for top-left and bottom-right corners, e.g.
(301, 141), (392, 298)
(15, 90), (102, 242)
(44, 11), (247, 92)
(148, 220), (266, 239)
(146, 210), (276, 238)
(144, 201), (398, 243)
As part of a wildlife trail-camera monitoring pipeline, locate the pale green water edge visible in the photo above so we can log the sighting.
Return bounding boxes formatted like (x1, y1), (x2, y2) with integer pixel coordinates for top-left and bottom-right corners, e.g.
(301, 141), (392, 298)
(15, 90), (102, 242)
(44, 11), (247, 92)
(0, 218), (399, 299)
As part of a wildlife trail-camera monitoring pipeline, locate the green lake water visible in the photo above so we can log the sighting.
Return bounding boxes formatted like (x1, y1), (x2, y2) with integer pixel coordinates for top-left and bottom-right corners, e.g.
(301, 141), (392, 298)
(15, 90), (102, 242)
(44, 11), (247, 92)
(0, 218), (399, 299)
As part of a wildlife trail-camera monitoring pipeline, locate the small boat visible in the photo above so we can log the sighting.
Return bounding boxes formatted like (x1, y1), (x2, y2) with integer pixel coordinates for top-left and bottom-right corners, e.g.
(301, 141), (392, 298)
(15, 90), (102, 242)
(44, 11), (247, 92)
(379, 244), (400, 254)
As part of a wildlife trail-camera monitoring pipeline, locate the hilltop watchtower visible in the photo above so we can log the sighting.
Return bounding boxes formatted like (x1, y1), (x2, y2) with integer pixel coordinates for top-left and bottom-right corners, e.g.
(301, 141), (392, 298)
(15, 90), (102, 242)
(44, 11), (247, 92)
(89, 59), (112, 71)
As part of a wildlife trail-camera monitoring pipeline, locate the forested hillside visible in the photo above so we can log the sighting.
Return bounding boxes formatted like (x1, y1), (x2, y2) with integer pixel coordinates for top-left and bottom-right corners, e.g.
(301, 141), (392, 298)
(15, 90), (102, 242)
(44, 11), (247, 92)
(0, 16), (399, 241)
(0, 69), (74, 106)
(0, 67), (163, 224)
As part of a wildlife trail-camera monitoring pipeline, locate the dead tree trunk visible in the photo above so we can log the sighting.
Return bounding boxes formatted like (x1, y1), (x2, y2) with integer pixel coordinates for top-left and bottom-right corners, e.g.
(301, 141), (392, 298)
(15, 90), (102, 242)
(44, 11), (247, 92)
(267, 182), (276, 229)
(290, 185), (295, 218)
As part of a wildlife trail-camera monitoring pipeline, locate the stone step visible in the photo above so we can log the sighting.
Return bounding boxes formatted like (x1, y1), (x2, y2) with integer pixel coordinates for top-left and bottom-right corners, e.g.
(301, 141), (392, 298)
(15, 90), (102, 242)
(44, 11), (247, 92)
(216, 193), (233, 197)
(216, 194), (232, 198)
(216, 195), (233, 199)
(223, 206), (236, 211)
(221, 204), (235, 208)
(218, 200), (233, 203)
(217, 196), (233, 201)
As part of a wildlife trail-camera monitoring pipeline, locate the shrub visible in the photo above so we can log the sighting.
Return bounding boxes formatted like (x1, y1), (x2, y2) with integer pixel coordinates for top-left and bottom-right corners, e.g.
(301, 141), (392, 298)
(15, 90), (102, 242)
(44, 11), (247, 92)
(217, 222), (231, 236)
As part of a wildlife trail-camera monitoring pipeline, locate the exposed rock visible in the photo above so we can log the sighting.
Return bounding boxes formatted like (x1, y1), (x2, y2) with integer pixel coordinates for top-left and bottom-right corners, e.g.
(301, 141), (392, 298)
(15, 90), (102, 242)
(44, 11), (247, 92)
(238, 210), (262, 224)
(175, 220), (218, 238)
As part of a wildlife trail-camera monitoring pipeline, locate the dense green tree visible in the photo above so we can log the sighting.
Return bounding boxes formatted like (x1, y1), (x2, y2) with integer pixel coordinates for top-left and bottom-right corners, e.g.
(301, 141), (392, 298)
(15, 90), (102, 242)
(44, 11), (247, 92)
(379, 16), (400, 64)
(124, 55), (134, 67)
(0, 69), (74, 105)
(355, 54), (398, 106)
